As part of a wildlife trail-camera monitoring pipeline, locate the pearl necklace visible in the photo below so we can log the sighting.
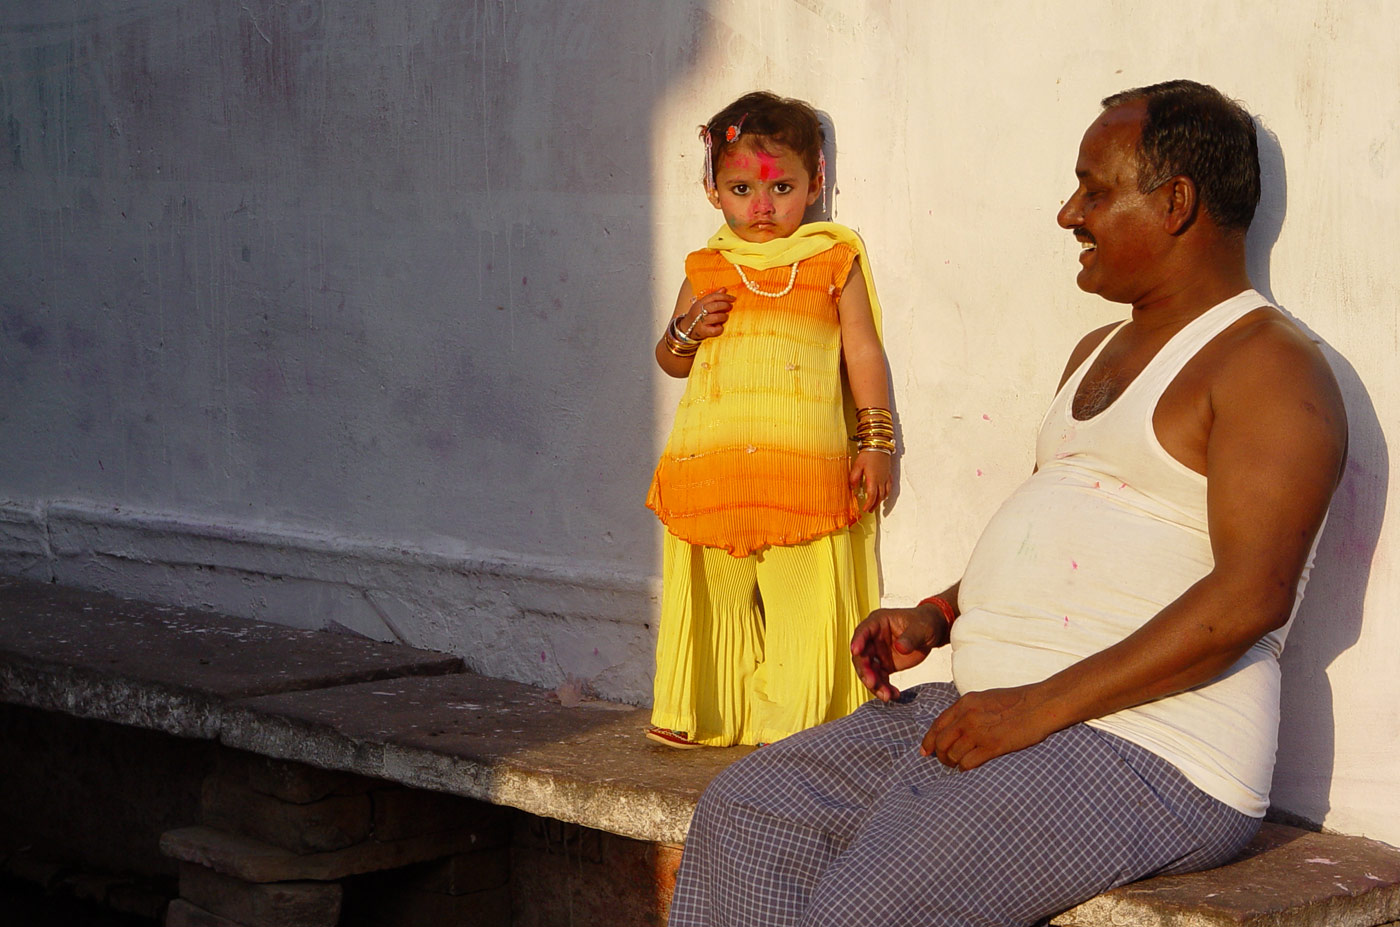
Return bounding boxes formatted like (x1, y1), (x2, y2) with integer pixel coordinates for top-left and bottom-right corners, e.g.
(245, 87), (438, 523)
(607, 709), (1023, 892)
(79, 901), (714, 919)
(734, 261), (800, 298)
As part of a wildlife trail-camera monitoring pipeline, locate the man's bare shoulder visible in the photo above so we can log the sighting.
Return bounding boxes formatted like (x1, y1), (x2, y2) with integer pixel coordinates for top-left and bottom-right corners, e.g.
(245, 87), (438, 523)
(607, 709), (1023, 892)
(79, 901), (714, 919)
(1215, 307), (1341, 398)
(1210, 306), (1348, 459)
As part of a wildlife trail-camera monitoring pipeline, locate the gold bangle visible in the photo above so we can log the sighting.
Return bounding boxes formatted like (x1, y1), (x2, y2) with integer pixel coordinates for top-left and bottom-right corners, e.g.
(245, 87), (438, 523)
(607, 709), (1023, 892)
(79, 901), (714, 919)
(668, 317), (701, 346)
(664, 338), (699, 358)
(663, 328), (699, 357)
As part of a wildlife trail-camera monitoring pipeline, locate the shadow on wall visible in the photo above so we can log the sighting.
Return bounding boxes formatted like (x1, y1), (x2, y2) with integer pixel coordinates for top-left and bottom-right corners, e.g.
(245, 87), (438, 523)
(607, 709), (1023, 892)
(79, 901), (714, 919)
(1249, 122), (1389, 829)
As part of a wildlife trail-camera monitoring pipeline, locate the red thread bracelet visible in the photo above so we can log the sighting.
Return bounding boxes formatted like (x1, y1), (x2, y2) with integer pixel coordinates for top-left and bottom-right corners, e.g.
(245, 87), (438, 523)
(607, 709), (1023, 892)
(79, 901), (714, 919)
(917, 595), (957, 628)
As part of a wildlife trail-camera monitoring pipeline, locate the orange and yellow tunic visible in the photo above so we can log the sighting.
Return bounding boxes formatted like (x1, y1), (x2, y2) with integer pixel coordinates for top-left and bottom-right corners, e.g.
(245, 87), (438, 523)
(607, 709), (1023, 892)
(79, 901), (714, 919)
(647, 232), (872, 557)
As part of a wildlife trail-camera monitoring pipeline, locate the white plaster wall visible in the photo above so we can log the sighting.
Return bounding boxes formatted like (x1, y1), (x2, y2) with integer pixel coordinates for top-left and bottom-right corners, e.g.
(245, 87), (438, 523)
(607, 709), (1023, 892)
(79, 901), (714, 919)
(1, 1), (1396, 845)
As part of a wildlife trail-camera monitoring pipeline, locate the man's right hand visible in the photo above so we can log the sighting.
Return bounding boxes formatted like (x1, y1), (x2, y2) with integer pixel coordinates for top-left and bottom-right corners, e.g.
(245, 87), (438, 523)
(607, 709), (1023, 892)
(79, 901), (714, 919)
(850, 602), (951, 702)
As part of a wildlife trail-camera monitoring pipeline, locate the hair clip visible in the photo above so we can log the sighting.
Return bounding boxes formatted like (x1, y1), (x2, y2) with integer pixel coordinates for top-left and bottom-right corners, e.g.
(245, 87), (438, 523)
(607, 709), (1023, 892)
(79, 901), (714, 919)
(725, 114), (747, 142)
(699, 125), (715, 192)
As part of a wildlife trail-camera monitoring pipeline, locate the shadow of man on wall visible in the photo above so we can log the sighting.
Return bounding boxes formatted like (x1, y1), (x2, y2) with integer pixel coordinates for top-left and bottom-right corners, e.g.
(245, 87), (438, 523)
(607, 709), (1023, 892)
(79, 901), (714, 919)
(1248, 121), (1389, 831)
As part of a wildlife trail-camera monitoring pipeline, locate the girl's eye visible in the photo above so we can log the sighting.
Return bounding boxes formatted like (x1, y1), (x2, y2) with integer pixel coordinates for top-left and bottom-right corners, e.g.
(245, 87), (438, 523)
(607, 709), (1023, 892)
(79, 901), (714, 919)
(731, 184), (749, 195)
(774, 183), (793, 194)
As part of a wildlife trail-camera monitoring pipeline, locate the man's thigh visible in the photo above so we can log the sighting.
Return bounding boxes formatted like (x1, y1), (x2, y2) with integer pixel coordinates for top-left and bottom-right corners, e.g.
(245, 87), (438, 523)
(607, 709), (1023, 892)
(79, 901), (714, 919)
(804, 719), (1258, 927)
(702, 682), (957, 836)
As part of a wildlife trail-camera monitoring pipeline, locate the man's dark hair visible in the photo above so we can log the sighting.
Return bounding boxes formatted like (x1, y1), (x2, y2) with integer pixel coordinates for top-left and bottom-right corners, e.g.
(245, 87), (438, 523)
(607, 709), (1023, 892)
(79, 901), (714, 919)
(702, 91), (825, 187)
(1102, 80), (1260, 232)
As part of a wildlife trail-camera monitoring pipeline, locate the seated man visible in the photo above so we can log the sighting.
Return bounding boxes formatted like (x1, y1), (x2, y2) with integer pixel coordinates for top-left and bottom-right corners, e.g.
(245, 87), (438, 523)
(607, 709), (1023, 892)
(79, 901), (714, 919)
(666, 80), (1348, 927)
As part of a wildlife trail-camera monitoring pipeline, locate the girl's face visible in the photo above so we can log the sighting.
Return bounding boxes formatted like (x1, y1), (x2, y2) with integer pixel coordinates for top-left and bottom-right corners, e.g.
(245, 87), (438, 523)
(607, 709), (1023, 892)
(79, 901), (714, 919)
(707, 140), (821, 243)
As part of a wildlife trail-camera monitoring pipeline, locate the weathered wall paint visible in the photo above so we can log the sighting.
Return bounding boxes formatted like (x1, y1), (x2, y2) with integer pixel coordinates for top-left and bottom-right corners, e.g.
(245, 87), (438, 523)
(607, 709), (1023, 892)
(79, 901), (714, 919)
(2, 2), (1397, 845)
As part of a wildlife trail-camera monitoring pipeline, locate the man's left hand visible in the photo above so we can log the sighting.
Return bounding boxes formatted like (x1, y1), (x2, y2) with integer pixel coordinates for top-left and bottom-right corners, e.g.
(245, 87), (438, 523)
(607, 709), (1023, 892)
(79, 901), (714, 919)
(922, 685), (1061, 770)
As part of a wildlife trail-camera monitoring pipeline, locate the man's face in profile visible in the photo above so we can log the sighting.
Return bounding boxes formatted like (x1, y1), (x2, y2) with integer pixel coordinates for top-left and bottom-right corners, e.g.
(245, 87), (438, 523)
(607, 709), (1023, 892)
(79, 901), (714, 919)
(1056, 102), (1171, 304)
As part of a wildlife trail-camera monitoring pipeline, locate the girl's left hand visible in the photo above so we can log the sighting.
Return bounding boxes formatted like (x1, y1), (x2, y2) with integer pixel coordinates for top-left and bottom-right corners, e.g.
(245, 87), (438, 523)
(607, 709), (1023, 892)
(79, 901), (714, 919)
(849, 450), (893, 513)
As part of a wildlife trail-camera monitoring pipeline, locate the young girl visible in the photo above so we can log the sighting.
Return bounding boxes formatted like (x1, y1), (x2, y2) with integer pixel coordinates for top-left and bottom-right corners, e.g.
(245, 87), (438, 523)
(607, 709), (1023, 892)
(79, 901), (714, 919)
(645, 91), (894, 748)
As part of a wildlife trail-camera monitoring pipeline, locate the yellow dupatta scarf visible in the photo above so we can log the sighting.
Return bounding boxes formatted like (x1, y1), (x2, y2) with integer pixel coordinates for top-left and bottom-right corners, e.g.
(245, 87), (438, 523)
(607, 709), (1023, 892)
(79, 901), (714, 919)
(706, 221), (884, 338)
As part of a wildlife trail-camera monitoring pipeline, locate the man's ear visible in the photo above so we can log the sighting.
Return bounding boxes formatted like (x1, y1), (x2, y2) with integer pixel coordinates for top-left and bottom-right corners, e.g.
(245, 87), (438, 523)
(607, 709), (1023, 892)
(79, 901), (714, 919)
(1163, 175), (1199, 235)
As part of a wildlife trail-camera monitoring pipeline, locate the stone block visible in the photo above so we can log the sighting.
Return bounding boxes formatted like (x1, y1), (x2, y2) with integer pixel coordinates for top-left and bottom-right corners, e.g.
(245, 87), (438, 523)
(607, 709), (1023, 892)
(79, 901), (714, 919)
(202, 771), (373, 854)
(220, 750), (377, 804)
(511, 815), (683, 927)
(369, 788), (511, 843)
(179, 862), (341, 927)
(165, 898), (245, 927)
(341, 880), (510, 927)
(161, 824), (494, 884)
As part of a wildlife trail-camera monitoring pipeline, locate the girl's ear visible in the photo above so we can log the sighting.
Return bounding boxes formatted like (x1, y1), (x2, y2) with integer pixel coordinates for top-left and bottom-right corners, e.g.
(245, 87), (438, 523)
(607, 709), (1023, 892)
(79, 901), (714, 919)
(806, 170), (825, 207)
(706, 183), (722, 209)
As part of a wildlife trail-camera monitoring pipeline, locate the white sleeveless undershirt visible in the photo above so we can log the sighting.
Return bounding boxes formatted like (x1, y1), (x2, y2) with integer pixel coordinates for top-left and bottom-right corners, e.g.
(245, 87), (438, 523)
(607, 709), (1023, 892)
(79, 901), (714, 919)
(953, 289), (1316, 816)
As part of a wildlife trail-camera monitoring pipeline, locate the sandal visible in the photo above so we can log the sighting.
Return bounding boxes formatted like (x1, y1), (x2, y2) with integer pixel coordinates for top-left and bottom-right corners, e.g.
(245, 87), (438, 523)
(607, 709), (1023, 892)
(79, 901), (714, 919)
(645, 726), (704, 749)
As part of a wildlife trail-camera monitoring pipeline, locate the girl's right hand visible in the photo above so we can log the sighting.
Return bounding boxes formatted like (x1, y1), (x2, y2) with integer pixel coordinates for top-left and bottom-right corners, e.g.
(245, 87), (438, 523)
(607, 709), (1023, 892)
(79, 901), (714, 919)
(676, 288), (735, 340)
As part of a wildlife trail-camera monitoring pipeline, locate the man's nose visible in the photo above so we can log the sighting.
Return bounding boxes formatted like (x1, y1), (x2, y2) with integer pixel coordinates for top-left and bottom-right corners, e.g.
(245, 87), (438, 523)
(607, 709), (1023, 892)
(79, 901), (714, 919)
(1056, 194), (1080, 229)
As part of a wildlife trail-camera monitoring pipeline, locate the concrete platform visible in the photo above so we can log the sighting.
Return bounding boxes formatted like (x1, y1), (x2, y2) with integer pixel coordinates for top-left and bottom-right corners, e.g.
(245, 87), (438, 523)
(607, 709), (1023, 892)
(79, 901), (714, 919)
(0, 577), (463, 738)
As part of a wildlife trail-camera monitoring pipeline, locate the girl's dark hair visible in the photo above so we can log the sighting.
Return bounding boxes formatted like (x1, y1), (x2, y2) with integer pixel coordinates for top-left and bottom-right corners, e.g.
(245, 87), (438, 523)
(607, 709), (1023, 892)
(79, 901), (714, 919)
(1101, 80), (1260, 232)
(701, 91), (825, 187)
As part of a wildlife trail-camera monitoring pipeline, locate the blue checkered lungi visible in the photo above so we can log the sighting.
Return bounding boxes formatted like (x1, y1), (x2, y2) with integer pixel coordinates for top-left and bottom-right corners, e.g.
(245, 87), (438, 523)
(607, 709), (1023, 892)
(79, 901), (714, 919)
(669, 682), (1259, 927)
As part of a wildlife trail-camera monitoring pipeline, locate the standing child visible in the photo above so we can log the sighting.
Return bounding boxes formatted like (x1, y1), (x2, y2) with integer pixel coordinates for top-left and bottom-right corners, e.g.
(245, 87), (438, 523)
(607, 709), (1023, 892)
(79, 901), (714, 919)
(645, 91), (895, 748)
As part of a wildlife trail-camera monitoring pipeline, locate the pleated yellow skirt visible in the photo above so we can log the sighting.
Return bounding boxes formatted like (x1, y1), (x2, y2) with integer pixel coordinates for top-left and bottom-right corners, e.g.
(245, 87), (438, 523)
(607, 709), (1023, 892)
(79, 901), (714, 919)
(650, 515), (877, 746)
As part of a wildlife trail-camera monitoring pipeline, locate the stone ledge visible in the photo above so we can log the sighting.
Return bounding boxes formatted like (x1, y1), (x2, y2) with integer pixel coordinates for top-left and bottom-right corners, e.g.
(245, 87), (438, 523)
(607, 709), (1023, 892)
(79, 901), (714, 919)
(218, 671), (747, 845)
(0, 577), (464, 738)
(1052, 823), (1400, 926)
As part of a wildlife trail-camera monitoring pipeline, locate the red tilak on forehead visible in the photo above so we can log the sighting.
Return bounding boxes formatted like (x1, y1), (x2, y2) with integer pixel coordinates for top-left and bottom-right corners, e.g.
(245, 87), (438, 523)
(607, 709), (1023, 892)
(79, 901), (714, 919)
(757, 149), (778, 180)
